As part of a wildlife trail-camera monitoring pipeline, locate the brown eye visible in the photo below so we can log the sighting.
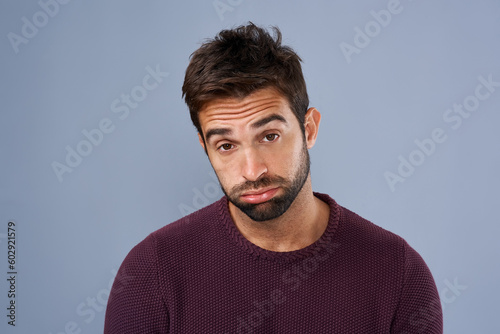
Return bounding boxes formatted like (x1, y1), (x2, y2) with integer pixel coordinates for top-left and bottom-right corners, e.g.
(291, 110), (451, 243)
(264, 134), (278, 141)
(220, 143), (233, 151)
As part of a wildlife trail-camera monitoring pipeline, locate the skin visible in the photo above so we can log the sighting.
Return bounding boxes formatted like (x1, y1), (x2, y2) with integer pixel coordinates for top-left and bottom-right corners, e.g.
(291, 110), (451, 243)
(198, 87), (330, 252)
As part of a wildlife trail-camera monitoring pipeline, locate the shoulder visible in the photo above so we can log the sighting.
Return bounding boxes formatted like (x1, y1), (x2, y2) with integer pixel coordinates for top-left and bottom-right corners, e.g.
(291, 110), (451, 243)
(336, 203), (442, 331)
(334, 203), (434, 282)
(104, 198), (226, 332)
(338, 205), (409, 255)
(149, 196), (224, 248)
(117, 196), (226, 273)
(339, 205), (431, 267)
(110, 196), (225, 288)
(104, 229), (165, 332)
(337, 203), (442, 330)
(341, 206), (403, 242)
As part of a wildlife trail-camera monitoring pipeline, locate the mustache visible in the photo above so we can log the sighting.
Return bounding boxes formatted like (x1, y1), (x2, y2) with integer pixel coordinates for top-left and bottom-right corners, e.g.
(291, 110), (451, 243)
(231, 175), (287, 195)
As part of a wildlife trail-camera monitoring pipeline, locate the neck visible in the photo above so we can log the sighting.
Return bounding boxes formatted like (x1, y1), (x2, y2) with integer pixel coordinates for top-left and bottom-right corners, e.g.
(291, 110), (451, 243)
(228, 176), (330, 252)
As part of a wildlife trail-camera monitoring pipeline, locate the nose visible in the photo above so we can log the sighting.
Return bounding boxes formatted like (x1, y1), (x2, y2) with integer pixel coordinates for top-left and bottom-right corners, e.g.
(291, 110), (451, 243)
(240, 147), (267, 182)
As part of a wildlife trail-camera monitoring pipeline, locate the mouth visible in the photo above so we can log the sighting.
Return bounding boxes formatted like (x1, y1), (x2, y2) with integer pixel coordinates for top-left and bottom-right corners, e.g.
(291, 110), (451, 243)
(240, 187), (279, 204)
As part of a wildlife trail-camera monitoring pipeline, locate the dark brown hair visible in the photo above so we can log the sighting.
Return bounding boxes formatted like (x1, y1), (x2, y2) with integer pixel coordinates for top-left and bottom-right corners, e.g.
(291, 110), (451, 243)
(182, 22), (309, 137)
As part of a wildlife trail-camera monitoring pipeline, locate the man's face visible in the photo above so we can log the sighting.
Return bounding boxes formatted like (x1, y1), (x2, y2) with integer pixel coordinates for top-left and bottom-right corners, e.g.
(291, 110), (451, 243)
(198, 88), (311, 222)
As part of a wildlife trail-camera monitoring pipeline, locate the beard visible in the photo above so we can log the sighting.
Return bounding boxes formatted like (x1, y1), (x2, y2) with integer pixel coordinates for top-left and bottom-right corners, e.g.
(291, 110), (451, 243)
(217, 142), (310, 222)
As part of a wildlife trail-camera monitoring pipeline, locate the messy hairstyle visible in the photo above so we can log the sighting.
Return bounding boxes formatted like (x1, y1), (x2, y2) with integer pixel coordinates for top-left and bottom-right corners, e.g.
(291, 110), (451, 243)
(182, 22), (309, 137)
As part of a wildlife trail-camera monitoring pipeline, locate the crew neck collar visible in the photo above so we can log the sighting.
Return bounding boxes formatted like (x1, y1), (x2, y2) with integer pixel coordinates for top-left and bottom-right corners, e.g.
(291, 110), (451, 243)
(217, 192), (340, 262)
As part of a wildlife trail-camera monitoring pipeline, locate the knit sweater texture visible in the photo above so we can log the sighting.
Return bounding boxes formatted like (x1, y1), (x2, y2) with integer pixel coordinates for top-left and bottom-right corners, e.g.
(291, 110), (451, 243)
(104, 193), (443, 333)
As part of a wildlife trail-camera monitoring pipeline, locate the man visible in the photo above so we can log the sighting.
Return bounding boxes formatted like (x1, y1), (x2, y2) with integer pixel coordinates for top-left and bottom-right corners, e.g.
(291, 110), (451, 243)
(104, 23), (443, 333)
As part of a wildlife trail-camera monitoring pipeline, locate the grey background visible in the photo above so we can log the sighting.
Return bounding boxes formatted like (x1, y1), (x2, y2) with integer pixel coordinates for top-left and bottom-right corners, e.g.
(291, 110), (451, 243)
(1, 0), (499, 333)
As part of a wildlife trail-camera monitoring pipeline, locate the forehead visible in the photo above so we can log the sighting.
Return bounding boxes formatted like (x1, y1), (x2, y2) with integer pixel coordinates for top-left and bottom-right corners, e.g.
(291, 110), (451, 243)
(198, 88), (292, 131)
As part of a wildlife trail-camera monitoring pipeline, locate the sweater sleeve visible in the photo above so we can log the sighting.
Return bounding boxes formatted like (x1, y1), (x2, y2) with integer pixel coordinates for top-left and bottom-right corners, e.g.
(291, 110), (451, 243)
(390, 242), (443, 333)
(104, 234), (169, 333)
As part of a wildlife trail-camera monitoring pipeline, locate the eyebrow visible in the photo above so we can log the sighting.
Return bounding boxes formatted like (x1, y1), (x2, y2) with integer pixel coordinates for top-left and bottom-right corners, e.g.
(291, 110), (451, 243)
(204, 113), (288, 143)
(250, 113), (288, 129)
(205, 127), (232, 143)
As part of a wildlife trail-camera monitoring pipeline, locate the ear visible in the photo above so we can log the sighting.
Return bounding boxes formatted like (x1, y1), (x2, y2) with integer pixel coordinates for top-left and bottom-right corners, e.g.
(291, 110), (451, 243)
(304, 107), (321, 149)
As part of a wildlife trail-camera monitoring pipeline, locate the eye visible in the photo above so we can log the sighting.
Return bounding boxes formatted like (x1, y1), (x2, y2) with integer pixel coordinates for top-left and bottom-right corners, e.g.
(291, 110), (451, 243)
(263, 133), (279, 142)
(218, 143), (234, 152)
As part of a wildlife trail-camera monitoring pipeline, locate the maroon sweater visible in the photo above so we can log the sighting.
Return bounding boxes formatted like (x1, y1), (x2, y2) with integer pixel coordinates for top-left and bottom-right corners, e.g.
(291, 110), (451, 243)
(104, 193), (442, 333)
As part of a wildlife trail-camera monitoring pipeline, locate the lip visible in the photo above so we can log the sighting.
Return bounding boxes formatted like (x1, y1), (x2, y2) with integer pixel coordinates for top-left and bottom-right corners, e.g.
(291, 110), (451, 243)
(240, 187), (279, 204)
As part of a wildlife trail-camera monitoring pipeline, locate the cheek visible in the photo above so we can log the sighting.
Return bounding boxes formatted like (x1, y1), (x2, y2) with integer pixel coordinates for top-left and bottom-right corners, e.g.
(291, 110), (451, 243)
(275, 138), (304, 172)
(210, 160), (236, 189)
